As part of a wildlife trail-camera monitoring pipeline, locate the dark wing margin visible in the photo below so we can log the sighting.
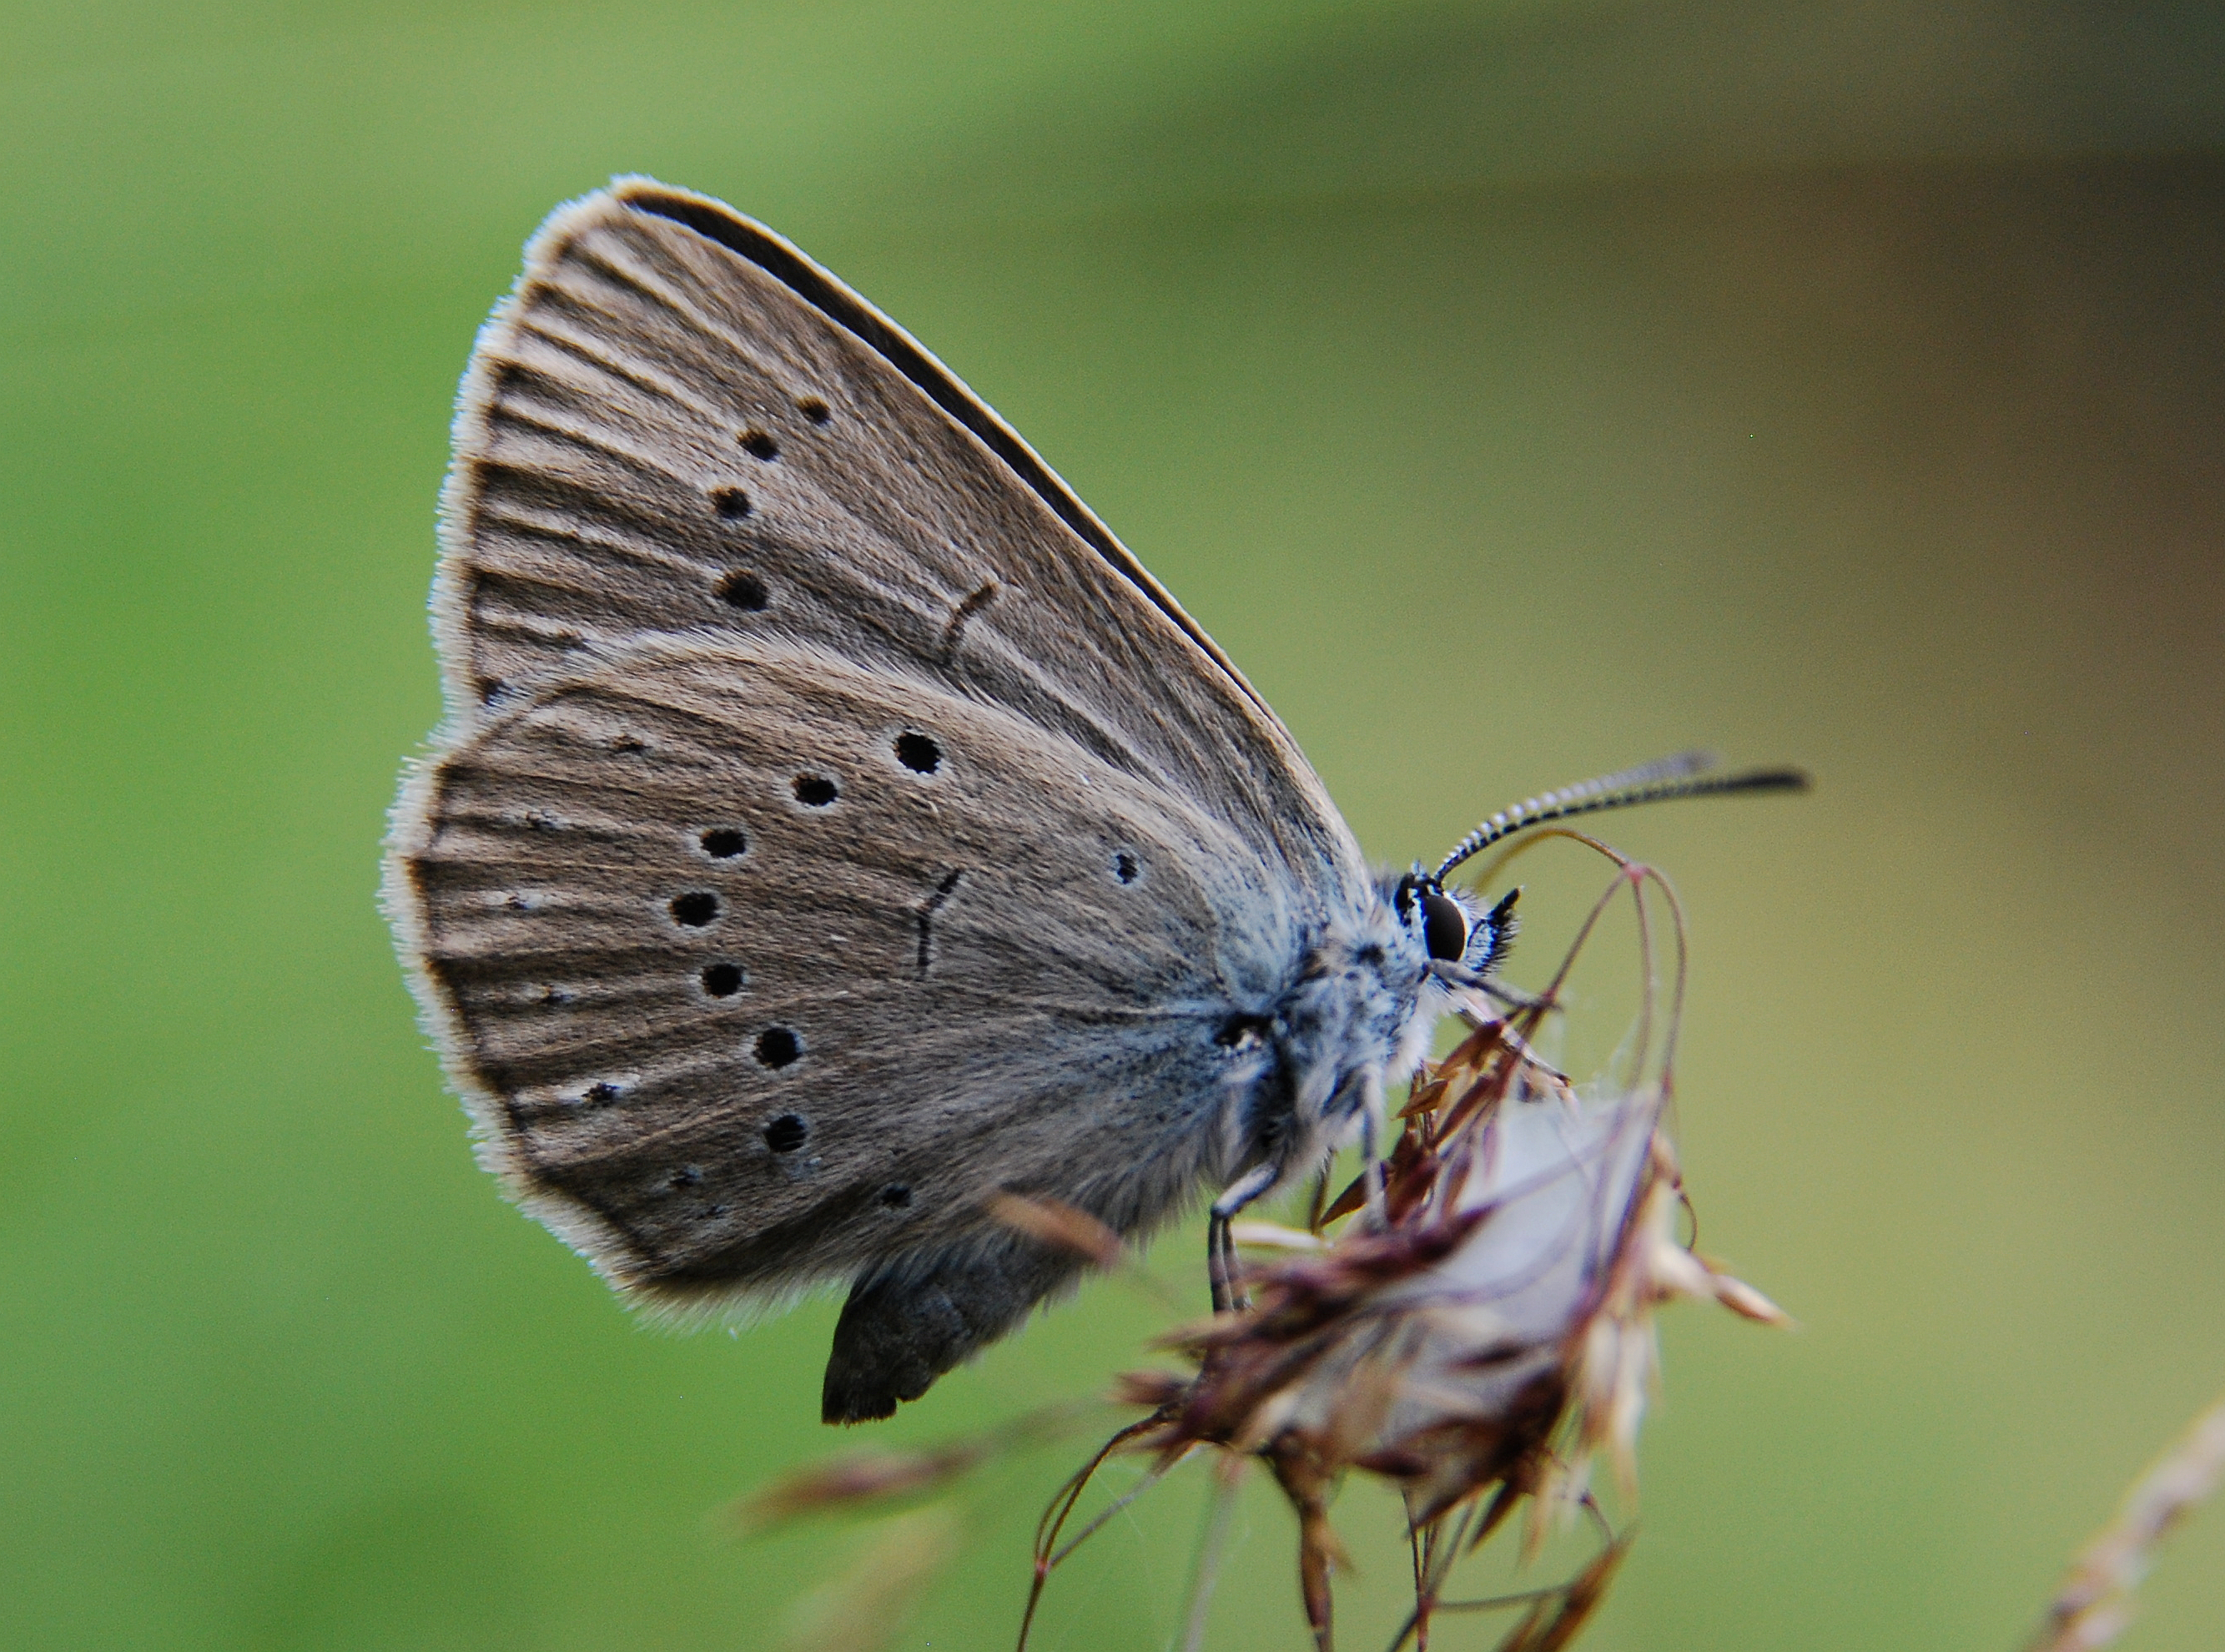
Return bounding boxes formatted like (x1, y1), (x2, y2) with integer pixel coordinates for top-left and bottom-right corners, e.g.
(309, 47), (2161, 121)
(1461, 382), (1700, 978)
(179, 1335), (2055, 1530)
(606, 176), (1279, 728)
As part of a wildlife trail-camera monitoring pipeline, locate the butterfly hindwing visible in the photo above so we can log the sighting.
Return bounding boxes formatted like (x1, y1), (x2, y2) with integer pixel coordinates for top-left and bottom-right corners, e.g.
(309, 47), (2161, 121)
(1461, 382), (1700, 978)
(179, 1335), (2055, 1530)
(390, 637), (1301, 1314)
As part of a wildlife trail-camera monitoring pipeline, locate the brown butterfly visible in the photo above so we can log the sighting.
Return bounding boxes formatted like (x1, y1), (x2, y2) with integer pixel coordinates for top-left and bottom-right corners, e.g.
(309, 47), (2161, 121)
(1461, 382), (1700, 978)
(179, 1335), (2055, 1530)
(383, 179), (1800, 1422)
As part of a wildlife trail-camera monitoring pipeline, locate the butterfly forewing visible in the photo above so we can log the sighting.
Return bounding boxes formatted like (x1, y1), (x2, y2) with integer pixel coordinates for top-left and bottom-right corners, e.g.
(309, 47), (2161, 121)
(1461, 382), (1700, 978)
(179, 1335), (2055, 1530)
(393, 637), (1301, 1308)
(435, 179), (1362, 901)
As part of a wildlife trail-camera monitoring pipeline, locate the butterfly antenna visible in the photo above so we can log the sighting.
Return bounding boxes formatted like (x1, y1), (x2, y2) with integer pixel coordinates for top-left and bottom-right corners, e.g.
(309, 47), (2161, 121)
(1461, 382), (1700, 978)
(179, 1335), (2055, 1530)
(1433, 752), (1810, 882)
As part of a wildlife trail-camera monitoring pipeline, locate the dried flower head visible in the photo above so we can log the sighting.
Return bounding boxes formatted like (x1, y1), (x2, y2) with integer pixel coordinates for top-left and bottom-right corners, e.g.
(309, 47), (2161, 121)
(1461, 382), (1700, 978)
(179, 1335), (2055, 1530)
(1045, 846), (1789, 1649)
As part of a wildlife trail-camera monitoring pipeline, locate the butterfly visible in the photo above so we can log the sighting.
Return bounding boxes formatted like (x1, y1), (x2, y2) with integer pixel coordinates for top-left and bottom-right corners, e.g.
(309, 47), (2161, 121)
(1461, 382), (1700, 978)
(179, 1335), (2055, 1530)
(383, 179), (1800, 1423)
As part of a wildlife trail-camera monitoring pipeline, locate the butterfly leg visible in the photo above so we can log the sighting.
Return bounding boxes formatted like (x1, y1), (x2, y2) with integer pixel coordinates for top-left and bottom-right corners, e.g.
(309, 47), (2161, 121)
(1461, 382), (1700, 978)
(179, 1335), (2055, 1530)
(1357, 1073), (1389, 1224)
(1207, 1162), (1279, 1313)
(1430, 955), (1555, 1015)
(1432, 961), (1572, 1084)
(1481, 980), (1556, 1015)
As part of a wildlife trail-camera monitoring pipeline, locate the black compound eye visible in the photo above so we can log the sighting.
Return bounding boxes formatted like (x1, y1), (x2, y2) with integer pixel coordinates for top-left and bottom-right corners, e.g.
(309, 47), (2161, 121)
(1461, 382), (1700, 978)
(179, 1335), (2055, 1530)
(1420, 889), (1469, 962)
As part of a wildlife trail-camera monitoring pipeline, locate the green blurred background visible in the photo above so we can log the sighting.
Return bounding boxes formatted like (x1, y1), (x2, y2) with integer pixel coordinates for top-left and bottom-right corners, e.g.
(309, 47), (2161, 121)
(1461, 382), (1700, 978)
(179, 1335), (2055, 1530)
(5, 2), (2223, 1647)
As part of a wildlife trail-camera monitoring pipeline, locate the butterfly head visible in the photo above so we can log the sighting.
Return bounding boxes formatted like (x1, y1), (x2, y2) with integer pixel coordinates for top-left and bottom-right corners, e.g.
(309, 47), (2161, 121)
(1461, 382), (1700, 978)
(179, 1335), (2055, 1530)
(1392, 869), (1520, 979)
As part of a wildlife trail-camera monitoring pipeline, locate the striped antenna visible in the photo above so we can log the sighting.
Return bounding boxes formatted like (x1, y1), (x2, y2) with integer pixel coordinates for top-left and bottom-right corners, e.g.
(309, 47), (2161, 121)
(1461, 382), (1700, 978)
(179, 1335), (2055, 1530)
(1433, 752), (1810, 881)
